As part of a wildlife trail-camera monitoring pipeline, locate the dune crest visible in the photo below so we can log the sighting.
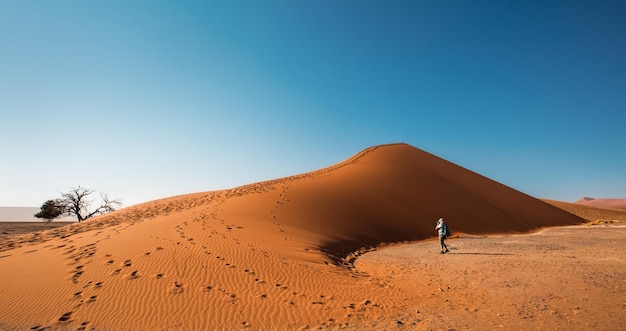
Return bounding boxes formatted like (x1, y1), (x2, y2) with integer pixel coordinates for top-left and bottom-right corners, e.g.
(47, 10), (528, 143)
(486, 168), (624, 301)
(0, 143), (585, 330)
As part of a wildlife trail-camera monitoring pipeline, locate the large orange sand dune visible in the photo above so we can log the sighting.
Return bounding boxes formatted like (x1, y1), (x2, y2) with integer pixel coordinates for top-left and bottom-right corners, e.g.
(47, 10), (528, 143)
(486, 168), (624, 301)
(0, 143), (586, 330)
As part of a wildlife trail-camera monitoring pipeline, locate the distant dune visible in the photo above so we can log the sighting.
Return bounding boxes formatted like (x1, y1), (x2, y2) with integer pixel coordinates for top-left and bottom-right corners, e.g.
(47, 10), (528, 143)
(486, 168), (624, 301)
(545, 199), (626, 222)
(0, 143), (586, 330)
(573, 197), (626, 210)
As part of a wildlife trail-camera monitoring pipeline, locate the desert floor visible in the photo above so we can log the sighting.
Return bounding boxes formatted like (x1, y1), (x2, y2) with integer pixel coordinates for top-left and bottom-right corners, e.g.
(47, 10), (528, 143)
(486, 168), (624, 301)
(356, 224), (626, 330)
(0, 222), (74, 236)
(1, 222), (624, 330)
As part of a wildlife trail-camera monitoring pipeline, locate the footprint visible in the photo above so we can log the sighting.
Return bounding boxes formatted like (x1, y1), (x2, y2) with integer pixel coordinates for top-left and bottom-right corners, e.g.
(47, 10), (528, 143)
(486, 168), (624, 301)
(71, 270), (84, 284)
(76, 321), (90, 331)
(170, 281), (184, 294)
(58, 311), (72, 322)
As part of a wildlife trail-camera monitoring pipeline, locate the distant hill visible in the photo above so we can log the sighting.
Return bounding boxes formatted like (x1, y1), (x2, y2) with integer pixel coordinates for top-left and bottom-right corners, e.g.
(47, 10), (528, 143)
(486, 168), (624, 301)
(574, 197), (626, 210)
(0, 207), (39, 221)
(0, 207), (74, 222)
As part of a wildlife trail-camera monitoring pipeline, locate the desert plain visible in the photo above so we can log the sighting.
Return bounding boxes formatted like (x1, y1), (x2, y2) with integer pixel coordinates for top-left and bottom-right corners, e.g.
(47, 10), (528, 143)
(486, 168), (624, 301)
(0, 143), (624, 330)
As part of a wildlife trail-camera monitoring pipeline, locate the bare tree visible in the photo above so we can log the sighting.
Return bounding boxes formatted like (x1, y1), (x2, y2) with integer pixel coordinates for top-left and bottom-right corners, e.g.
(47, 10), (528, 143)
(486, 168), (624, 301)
(35, 186), (122, 222)
(61, 187), (122, 222)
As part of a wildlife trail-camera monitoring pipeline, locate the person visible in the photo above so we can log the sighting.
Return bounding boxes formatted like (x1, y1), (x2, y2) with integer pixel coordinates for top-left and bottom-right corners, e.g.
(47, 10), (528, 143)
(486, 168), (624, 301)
(435, 218), (449, 254)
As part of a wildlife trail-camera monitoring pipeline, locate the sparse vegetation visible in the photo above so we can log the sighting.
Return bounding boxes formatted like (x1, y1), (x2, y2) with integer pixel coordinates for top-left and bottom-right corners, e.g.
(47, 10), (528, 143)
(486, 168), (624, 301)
(34, 199), (66, 223)
(35, 186), (121, 222)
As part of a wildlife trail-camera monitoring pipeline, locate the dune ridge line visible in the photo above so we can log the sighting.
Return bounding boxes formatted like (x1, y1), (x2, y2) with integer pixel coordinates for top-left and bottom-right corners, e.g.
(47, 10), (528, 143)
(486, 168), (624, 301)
(0, 143), (589, 330)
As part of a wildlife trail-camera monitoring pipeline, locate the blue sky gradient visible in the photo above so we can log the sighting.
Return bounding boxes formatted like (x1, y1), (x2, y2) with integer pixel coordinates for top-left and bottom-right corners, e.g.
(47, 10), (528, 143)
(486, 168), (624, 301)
(1, 1), (625, 207)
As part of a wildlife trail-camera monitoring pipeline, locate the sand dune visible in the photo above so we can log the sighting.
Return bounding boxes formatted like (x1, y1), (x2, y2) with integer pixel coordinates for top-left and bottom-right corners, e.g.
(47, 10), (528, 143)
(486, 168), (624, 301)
(573, 197), (626, 210)
(0, 143), (587, 330)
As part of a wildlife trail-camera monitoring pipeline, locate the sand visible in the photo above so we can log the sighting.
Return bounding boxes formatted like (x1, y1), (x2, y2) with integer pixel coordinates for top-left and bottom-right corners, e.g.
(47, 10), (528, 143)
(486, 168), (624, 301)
(356, 224), (626, 330)
(0, 143), (622, 330)
(0, 222), (74, 236)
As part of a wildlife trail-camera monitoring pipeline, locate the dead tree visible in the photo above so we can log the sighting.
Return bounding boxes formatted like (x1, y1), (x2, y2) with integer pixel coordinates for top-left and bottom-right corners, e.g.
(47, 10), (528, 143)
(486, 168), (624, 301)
(35, 186), (121, 222)
(61, 186), (122, 222)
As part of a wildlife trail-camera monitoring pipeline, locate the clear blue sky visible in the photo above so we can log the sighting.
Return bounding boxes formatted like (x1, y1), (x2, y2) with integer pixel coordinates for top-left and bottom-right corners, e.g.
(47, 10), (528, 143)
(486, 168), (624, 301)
(1, 0), (625, 207)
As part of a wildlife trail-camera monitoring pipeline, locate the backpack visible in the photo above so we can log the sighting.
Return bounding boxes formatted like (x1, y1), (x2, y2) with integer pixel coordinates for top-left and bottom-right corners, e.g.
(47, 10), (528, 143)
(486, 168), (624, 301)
(444, 224), (451, 237)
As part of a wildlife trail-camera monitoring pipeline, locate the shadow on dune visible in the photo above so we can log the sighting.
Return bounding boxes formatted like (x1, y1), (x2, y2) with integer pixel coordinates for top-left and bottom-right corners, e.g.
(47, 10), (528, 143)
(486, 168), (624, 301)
(276, 144), (585, 264)
(1, 144), (586, 263)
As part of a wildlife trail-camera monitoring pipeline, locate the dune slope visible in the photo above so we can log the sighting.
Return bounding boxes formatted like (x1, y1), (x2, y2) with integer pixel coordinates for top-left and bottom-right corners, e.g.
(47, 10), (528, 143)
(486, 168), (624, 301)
(261, 144), (585, 259)
(0, 143), (585, 330)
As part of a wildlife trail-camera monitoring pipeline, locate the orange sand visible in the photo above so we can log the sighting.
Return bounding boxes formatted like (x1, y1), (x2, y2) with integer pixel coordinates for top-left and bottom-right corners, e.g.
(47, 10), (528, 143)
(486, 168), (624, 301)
(0, 143), (601, 330)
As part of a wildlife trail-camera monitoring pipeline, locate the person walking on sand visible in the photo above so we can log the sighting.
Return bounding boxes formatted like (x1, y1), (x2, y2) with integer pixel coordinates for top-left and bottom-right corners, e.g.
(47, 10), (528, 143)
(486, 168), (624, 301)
(435, 218), (449, 254)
